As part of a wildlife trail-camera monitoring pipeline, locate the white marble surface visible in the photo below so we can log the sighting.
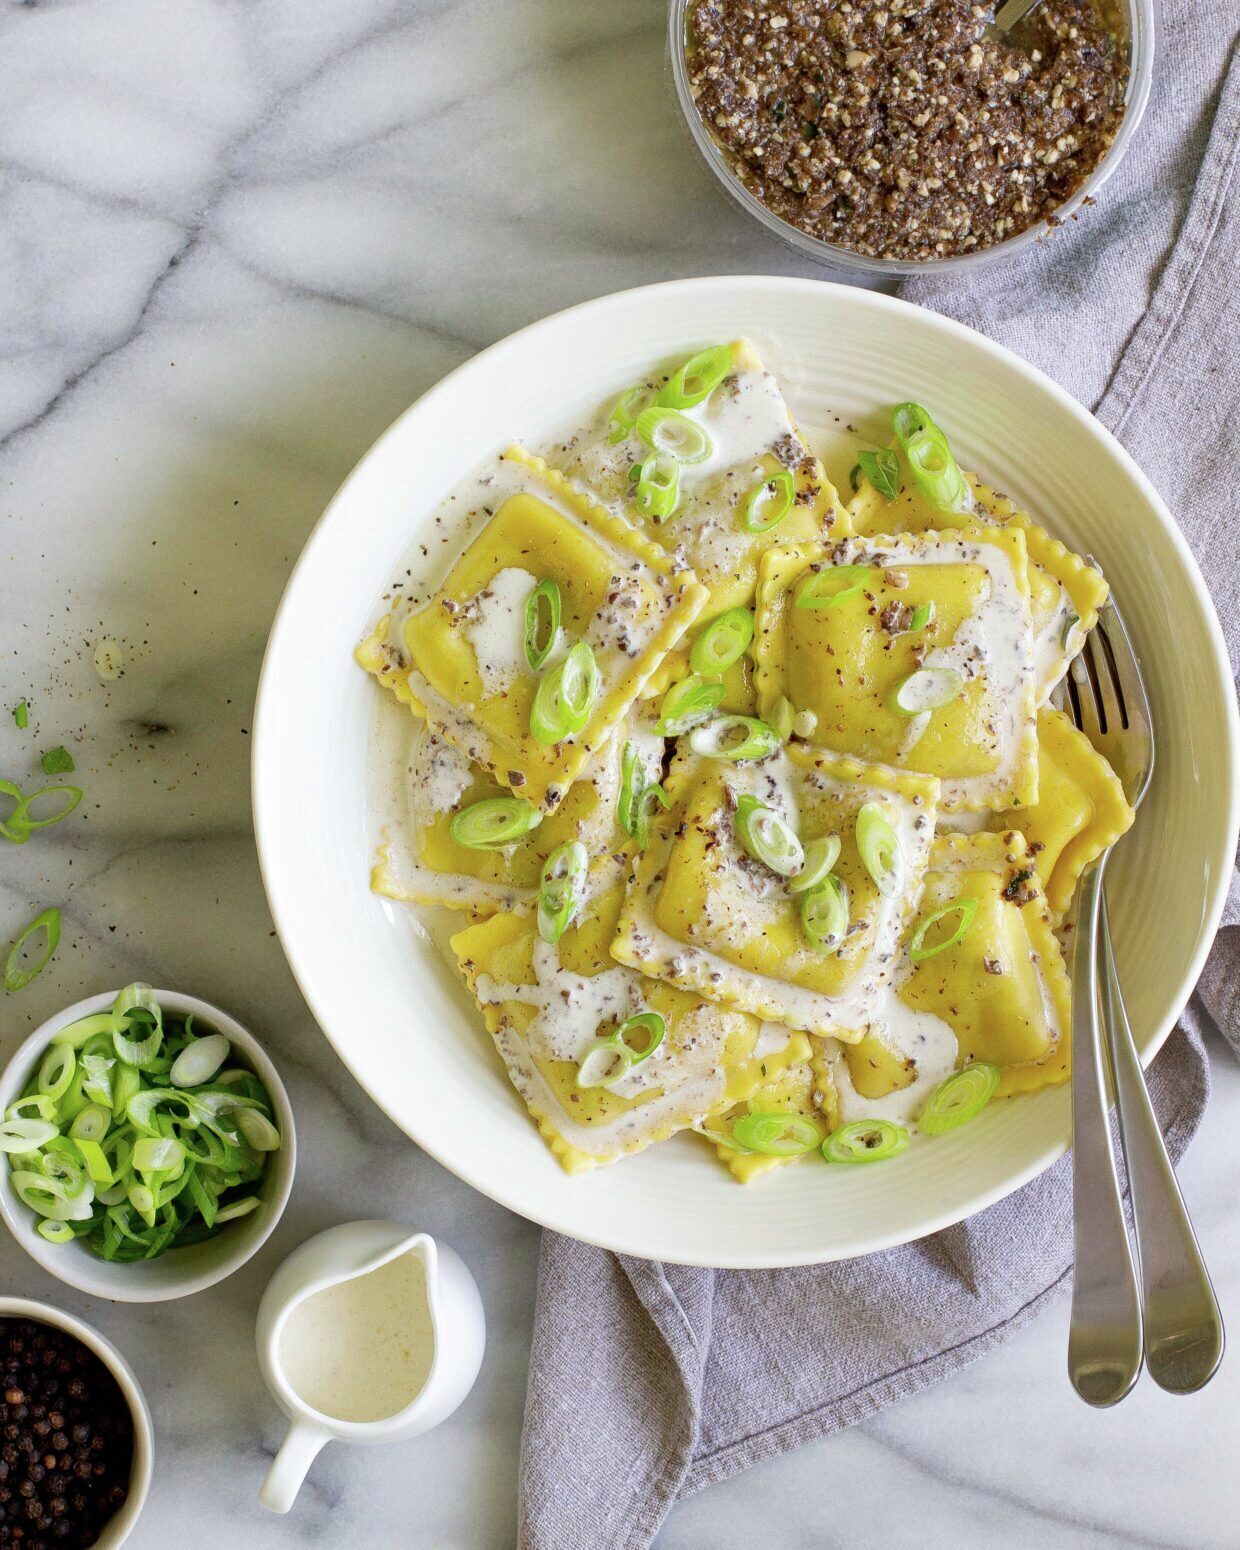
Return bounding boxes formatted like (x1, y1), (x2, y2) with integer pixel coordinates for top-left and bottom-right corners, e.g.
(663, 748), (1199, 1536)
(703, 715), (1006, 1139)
(0, 0), (1237, 1545)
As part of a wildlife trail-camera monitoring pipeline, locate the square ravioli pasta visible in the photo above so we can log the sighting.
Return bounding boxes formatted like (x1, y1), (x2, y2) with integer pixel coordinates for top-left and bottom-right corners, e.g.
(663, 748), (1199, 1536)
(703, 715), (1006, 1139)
(849, 446), (1107, 705)
(755, 530), (1038, 812)
(359, 446), (706, 813)
(612, 744), (939, 1037)
(545, 339), (846, 644)
(820, 831), (1072, 1126)
(449, 853), (811, 1172)
(700, 1060), (836, 1183)
(371, 702), (665, 915)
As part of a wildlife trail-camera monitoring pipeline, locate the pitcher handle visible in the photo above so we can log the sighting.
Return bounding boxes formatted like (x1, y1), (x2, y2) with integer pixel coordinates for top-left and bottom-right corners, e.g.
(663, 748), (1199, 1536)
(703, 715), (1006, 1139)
(260, 1419), (332, 1513)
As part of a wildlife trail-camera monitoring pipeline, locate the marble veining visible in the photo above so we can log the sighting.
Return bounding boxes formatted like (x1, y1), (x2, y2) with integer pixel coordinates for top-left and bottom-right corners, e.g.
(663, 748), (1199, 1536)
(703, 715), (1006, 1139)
(1, 0), (1237, 1545)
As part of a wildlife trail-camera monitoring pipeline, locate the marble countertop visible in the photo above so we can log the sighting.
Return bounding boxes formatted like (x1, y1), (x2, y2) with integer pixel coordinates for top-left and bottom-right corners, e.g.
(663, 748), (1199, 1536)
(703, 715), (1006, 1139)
(1, 0), (1237, 1545)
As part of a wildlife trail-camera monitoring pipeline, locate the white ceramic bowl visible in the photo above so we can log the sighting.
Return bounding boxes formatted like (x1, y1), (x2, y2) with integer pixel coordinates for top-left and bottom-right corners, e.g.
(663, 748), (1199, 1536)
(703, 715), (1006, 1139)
(253, 276), (1239, 1269)
(0, 990), (296, 1300)
(0, 1296), (153, 1548)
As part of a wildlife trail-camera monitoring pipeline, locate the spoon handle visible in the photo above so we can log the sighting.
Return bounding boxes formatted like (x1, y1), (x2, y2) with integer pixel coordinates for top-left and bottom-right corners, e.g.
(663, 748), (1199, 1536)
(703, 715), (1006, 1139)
(1101, 893), (1225, 1394)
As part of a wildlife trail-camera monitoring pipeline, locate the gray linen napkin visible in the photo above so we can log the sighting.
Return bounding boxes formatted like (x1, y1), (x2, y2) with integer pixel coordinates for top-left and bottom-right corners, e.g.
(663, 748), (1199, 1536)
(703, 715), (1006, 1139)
(519, 13), (1240, 1547)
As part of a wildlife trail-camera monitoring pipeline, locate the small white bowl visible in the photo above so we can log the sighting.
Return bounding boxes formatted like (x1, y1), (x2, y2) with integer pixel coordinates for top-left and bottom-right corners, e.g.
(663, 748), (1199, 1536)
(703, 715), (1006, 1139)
(0, 1296), (154, 1548)
(0, 990), (296, 1302)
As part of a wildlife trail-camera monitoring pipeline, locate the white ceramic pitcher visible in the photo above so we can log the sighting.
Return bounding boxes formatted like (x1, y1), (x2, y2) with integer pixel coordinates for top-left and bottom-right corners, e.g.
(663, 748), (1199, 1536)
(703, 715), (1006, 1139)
(256, 1220), (486, 1513)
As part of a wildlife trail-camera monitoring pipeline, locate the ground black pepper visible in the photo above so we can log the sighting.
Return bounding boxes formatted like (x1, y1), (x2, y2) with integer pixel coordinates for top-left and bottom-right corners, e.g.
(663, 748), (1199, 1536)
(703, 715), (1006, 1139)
(0, 1320), (132, 1549)
(687, 0), (1128, 260)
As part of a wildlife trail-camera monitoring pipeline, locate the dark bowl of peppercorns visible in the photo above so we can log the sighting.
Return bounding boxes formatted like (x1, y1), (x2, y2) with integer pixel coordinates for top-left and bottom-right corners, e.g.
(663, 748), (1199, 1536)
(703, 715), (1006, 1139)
(0, 1301), (152, 1550)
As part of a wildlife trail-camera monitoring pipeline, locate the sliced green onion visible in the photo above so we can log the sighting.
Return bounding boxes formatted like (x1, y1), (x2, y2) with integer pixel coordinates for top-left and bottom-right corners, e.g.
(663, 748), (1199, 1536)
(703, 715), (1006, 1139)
(799, 875), (849, 951)
(37, 1045), (75, 1103)
(909, 601), (935, 632)
(635, 452), (680, 522)
(635, 406), (713, 464)
(111, 1062), (140, 1120)
(537, 840), (588, 946)
(12, 702), (28, 730)
(655, 674), (724, 737)
(0, 1118), (59, 1153)
(617, 742), (645, 837)
(12, 1171), (93, 1222)
(795, 564), (873, 610)
(789, 835), (842, 896)
(693, 1122), (755, 1153)
(40, 747), (75, 776)
(214, 1196), (261, 1225)
(858, 448), (900, 500)
(0, 781), (28, 845)
(1061, 611), (1080, 647)
(769, 696), (795, 743)
(133, 1136), (185, 1175)
(741, 469), (794, 533)
(169, 1033), (230, 1088)
(530, 641), (600, 745)
(822, 1119), (910, 1164)
(633, 783), (670, 850)
(10, 785), (84, 833)
(893, 666), (964, 716)
(615, 1012), (665, 1064)
(688, 715), (780, 763)
(657, 345), (732, 410)
(524, 578), (561, 671)
(69, 1105), (111, 1145)
(892, 402), (971, 513)
(576, 1039), (633, 1090)
(608, 384), (655, 444)
(735, 794), (804, 877)
(919, 1063), (1001, 1135)
(690, 608), (754, 675)
(908, 897), (979, 963)
(731, 1111), (820, 1156)
(450, 796), (543, 850)
(112, 1006), (163, 1070)
(73, 1139), (114, 1187)
(37, 1220), (74, 1244)
(856, 802), (903, 897)
(4, 907), (61, 992)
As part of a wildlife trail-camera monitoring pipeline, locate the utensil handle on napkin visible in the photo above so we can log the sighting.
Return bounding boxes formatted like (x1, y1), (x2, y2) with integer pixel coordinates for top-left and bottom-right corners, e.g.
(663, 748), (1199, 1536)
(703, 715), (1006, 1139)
(1067, 861), (1143, 1407)
(1100, 893), (1225, 1394)
(259, 1419), (331, 1514)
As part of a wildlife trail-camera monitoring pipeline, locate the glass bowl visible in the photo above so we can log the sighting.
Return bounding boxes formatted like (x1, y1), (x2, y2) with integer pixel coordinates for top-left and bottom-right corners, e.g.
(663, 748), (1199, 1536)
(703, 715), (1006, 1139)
(668, 0), (1158, 277)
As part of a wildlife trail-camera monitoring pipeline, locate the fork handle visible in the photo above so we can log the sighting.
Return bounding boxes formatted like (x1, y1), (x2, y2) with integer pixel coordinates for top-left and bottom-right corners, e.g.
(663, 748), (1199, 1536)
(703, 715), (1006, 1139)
(1068, 860), (1143, 1406)
(1100, 892), (1225, 1394)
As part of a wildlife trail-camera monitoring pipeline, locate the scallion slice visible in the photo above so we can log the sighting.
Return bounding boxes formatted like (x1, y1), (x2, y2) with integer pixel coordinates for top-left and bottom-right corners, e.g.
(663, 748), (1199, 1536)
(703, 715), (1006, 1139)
(855, 802), (903, 897)
(37, 1045), (75, 1104)
(4, 907), (61, 992)
(635, 406), (713, 464)
(608, 385), (655, 445)
(918, 1063), (1000, 1134)
(735, 794), (804, 877)
(575, 1039), (633, 1090)
(908, 897), (979, 963)
(769, 697), (795, 743)
(731, 1111), (820, 1157)
(41, 747), (75, 776)
(634, 452), (680, 522)
(688, 715), (779, 763)
(893, 666), (964, 716)
(633, 783), (670, 850)
(12, 703), (28, 730)
(799, 875), (849, 951)
(690, 608), (754, 676)
(37, 1220), (74, 1244)
(909, 601), (935, 632)
(858, 448), (900, 500)
(617, 741), (644, 837)
(11, 785), (84, 834)
(795, 564), (873, 610)
(451, 796), (543, 850)
(822, 1118), (910, 1164)
(524, 578), (562, 671)
(0, 781), (28, 845)
(655, 674), (724, 737)
(615, 1012), (665, 1064)
(788, 834), (842, 894)
(657, 345), (732, 410)
(530, 642), (600, 745)
(741, 469), (794, 533)
(0, 1117), (59, 1153)
(892, 402), (971, 513)
(537, 840), (588, 946)
(170, 1033), (230, 1088)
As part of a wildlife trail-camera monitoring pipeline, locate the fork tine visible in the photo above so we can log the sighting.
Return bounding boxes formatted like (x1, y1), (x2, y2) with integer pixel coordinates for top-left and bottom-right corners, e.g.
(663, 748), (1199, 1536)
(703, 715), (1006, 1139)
(1068, 643), (1103, 741)
(1085, 631), (1124, 738)
(1098, 595), (1153, 741)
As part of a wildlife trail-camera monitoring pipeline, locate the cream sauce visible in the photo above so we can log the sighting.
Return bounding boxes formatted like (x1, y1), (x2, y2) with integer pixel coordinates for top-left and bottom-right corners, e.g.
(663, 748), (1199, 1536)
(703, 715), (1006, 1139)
(828, 988), (959, 1128)
(463, 567), (537, 693)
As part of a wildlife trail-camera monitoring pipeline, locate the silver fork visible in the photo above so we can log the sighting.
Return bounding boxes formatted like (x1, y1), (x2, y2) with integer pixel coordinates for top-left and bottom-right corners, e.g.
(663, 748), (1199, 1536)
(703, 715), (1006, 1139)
(1064, 589), (1224, 1405)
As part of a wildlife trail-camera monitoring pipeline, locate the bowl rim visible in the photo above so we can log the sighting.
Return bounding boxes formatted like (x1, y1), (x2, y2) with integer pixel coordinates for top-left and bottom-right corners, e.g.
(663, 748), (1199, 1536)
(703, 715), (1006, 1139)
(0, 1295), (154, 1550)
(253, 273), (1239, 1267)
(0, 988), (297, 1301)
(665, 0), (1160, 276)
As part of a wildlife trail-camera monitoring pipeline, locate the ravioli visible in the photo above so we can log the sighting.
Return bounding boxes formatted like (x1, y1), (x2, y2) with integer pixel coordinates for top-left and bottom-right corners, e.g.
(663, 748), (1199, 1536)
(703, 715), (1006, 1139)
(849, 453), (1107, 704)
(449, 854), (810, 1172)
(362, 446), (706, 813)
(612, 744), (939, 1036)
(754, 530), (1038, 812)
(548, 339), (846, 642)
(701, 1059), (835, 1183)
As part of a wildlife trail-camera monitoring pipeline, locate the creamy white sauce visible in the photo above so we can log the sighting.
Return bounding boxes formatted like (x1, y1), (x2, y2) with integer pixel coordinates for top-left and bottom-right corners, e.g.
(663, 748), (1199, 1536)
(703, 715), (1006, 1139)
(828, 989), (959, 1128)
(463, 567), (537, 693)
(279, 1250), (434, 1424)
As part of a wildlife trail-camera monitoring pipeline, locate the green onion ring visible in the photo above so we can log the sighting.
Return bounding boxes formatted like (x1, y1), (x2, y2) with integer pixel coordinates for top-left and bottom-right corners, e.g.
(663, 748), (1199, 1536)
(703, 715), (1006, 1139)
(908, 897), (979, 963)
(735, 794), (804, 877)
(530, 641), (600, 745)
(10, 785), (84, 833)
(657, 344), (732, 410)
(615, 1012), (665, 1064)
(617, 741), (644, 838)
(655, 674), (725, 737)
(690, 608), (754, 676)
(769, 696), (795, 743)
(893, 666), (964, 716)
(37, 1220), (74, 1244)
(741, 469), (794, 533)
(608, 384), (655, 445)
(4, 907), (61, 993)
(633, 783), (671, 850)
(37, 1045), (75, 1104)
(794, 564), (873, 611)
(635, 406), (713, 464)
(799, 876), (849, 951)
(688, 715), (780, 763)
(731, 1111), (820, 1157)
(788, 834), (841, 894)
(857, 448), (900, 500)
(524, 577), (562, 671)
(918, 1063), (1001, 1135)
(892, 402), (971, 513)
(451, 796), (543, 851)
(908, 601), (935, 633)
(822, 1118), (910, 1164)
(855, 802), (904, 898)
(635, 452), (680, 522)
(575, 1039), (634, 1090)
(0, 1118), (59, 1154)
(537, 840), (589, 946)
(0, 780), (29, 845)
